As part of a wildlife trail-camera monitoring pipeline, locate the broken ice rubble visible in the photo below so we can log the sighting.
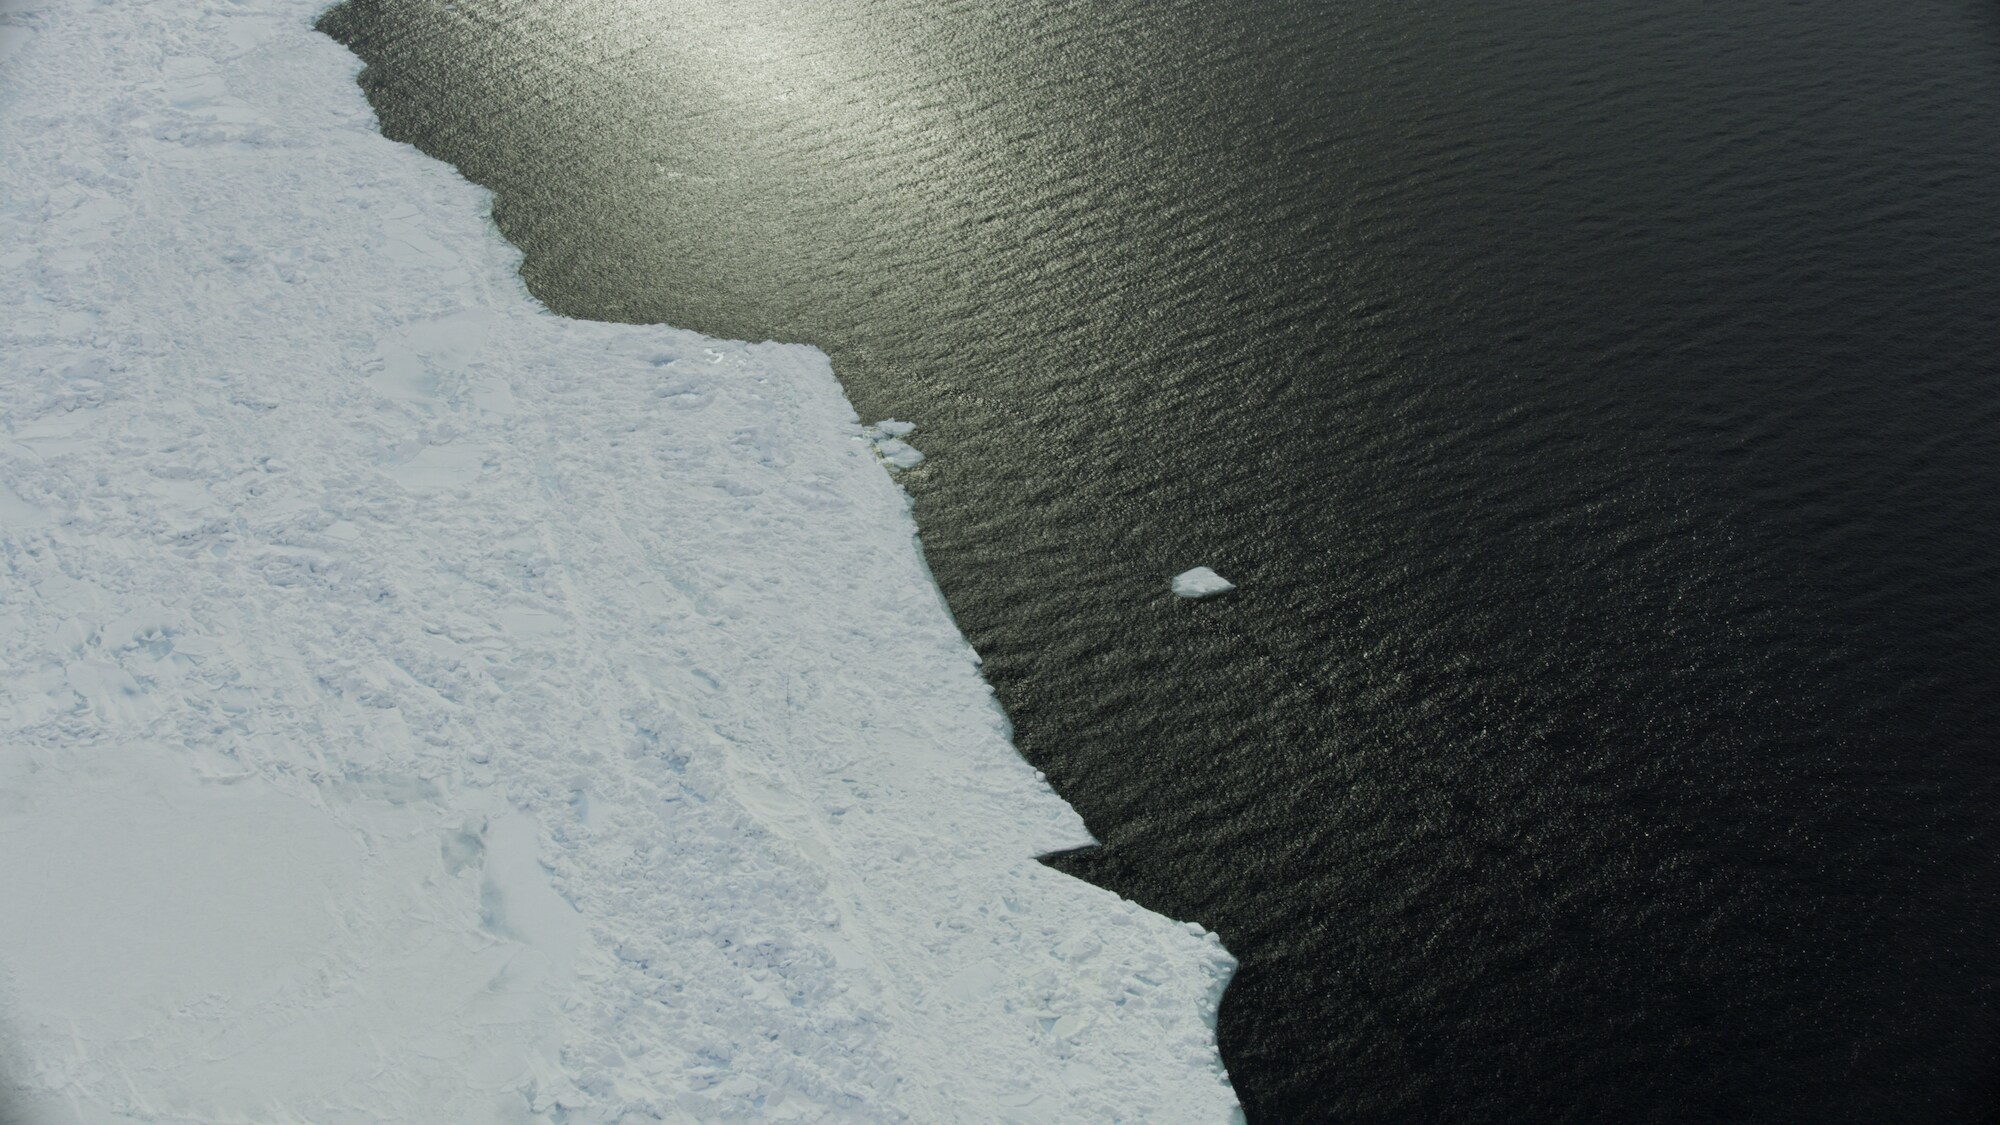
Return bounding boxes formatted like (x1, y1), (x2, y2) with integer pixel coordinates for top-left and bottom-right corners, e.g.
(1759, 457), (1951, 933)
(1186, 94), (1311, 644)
(868, 419), (924, 469)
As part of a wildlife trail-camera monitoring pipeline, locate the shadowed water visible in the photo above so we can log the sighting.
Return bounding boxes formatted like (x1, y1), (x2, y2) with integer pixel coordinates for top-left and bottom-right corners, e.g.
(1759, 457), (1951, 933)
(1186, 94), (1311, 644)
(320, 0), (2000, 1119)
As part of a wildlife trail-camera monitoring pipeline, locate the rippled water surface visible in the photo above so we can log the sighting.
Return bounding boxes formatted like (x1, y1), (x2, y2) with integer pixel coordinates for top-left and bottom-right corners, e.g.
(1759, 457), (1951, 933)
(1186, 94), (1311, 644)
(322, 1), (2000, 1119)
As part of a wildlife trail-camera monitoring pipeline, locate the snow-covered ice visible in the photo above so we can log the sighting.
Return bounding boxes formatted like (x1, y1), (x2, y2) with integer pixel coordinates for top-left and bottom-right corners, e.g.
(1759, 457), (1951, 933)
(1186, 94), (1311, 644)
(1172, 568), (1237, 599)
(0, 1), (1237, 1121)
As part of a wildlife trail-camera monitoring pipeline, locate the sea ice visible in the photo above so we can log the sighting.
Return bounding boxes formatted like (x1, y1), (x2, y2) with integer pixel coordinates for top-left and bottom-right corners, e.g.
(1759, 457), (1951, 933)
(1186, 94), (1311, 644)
(1173, 567), (1237, 599)
(0, 1), (1236, 1121)
(875, 437), (926, 469)
(867, 420), (924, 468)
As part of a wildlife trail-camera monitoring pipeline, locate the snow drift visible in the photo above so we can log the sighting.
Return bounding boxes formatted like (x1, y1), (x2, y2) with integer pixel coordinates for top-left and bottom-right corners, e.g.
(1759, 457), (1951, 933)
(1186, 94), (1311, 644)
(0, 0), (1237, 1120)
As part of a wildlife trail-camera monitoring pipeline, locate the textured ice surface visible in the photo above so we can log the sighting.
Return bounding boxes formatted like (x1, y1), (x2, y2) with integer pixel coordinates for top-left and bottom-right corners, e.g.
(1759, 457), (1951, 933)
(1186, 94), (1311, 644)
(1172, 567), (1237, 599)
(0, 2), (1237, 1121)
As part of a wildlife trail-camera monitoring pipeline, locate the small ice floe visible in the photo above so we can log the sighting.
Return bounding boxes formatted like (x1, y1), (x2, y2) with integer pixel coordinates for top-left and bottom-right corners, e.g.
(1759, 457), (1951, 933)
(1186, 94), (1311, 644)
(1171, 566), (1235, 599)
(867, 419), (924, 469)
(875, 439), (924, 469)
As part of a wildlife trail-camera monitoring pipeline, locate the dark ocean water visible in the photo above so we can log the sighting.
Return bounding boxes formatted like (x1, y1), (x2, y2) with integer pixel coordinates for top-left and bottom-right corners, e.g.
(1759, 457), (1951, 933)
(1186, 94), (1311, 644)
(320, 0), (2000, 1119)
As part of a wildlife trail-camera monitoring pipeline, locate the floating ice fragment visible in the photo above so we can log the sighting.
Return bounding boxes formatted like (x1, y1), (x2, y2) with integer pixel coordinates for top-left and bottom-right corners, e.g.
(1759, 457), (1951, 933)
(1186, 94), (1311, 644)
(875, 438), (924, 469)
(863, 420), (924, 469)
(1171, 567), (1235, 599)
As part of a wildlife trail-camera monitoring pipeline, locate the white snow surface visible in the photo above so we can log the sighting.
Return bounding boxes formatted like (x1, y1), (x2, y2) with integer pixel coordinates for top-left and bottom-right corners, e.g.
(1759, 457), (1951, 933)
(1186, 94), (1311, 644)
(0, 2), (1238, 1122)
(1171, 568), (1236, 600)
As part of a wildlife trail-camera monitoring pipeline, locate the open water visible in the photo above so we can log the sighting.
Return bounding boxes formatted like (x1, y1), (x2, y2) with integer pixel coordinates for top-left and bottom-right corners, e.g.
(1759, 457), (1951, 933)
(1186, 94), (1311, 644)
(321, 0), (2000, 1119)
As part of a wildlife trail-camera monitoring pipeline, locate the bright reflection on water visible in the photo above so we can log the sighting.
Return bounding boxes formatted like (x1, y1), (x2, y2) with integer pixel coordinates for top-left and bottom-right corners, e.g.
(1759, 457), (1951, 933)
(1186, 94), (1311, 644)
(322, 0), (2000, 1119)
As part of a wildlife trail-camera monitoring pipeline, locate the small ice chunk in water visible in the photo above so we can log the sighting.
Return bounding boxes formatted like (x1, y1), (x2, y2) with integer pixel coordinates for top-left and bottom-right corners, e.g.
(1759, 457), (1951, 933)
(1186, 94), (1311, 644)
(1171, 567), (1235, 599)
(867, 420), (923, 469)
(875, 439), (925, 469)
